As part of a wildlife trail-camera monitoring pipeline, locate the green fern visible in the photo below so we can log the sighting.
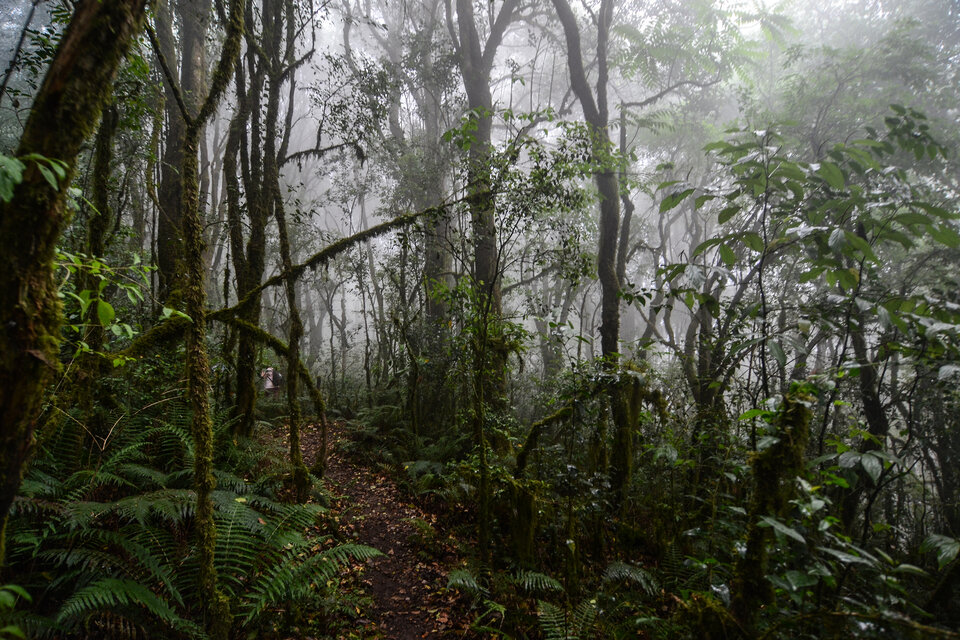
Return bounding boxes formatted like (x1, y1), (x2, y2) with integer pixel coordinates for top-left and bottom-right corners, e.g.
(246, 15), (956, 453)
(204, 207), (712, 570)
(514, 569), (564, 595)
(239, 543), (382, 623)
(602, 562), (659, 595)
(447, 568), (486, 595)
(537, 597), (598, 640)
(56, 578), (202, 638)
(8, 397), (365, 638)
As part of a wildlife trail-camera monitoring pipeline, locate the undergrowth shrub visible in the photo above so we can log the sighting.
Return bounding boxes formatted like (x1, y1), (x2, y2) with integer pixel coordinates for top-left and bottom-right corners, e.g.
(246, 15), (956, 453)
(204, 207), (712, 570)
(8, 396), (379, 639)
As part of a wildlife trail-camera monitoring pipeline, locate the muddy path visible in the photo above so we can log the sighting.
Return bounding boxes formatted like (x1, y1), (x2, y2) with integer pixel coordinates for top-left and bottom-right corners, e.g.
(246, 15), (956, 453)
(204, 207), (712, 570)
(300, 423), (469, 639)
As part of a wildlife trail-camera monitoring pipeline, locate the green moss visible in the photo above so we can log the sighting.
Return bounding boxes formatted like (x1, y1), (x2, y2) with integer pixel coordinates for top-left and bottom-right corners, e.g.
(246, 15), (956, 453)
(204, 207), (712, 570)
(730, 388), (813, 631)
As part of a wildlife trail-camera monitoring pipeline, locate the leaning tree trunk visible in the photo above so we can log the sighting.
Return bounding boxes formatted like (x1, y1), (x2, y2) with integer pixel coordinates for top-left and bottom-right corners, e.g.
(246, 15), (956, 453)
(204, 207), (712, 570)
(0, 0), (149, 568)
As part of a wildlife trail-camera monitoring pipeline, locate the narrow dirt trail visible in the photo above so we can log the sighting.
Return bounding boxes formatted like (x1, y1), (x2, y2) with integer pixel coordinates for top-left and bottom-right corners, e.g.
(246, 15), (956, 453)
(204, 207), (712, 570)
(301, 423), (466, 639)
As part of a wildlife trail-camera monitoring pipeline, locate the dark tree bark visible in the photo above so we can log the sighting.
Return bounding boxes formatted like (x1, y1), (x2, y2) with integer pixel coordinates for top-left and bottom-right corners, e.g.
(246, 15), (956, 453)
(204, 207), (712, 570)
(731, 391), (812, 631)
(155, 0), (211, 302)
(551, 0), (634, 506)
(0, 0), (149, 567)
(268, 0), (311, 495)
(451, 0), (517, 397)
(76, 100), (120, 443)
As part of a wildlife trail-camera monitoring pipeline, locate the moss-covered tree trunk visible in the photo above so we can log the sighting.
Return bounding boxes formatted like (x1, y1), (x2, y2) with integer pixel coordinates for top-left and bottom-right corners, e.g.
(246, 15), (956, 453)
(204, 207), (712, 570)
(266, 0), (310, 499)
(161, 0), (243, 634)
(0, 0), (148, 567)
(227, 86), (267, 438)
(731, 389), (812, 631)
(155, 0), (211, 302)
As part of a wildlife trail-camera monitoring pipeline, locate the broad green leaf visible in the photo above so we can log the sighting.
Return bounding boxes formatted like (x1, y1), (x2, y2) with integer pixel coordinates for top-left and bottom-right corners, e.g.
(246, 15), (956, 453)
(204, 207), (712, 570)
(0, 154), (25, 203)
(760, 516), (805, 544)
(819, 547), (871, 566)
(844, 231), (877, 262)
(828, 228), (846, 252)
(818, 162), (844, 190)
(660, 188), (695, 213)
(892, 564), (927, 577)
(861, 453), (882, 484)
(775, 163), (806, 181)
(921, 534), (960, 569)
(896, 212), (933, 227)
(96, 299), (115, 326)
(929, 224), (960, 248)
(718, 205), (740, 224)
(693, 237), (723, 258)
(740, 232), (764, 252)
(769, 340), (786, 368)
(0, 626), (26, 639)
(36, 163), (58, 190)
(784, 570), (818, 590)
(719, 243), (737, 266)
(912, 202), (956, 220)
(695, 194), (716, 209)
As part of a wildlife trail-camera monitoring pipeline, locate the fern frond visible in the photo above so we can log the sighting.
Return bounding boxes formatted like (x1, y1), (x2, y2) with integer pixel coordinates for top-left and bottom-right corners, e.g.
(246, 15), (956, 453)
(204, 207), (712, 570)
(537, 600), (574, 640)
(318, 543), (382, 568)
(514, 569), (564, 595)
(92, 528), (184, 606)
(18, 469), (64, 499)
(447, 568), (485, 596)
(572, 598), (597, 634)
(239, 543), (379, 623)
(602, 562), (659, 595)
(37, 547), (127, 575)
(111, 489), (195, 526)
(116, 463), (170, 489)
(56, 578), (201, 638)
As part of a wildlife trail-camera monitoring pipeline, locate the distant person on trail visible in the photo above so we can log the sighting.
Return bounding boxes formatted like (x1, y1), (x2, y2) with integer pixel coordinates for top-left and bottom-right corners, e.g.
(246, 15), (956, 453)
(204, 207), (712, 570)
(261, 367), (279, 397)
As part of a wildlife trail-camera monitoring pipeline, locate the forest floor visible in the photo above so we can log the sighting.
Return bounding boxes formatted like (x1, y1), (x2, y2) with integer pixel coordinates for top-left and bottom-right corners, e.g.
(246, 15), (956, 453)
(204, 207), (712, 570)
(298, 421), (472, 639)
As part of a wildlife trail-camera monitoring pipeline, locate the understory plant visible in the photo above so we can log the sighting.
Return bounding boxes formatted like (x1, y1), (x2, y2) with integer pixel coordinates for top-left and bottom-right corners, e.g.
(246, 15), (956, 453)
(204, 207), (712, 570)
(6, 396), (379, 638)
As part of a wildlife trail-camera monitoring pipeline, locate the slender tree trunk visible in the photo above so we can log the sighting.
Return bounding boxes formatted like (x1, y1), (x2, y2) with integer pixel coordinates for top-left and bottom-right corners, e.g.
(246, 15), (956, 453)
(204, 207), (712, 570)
(76, 100), (119, 442)
(551, 0), (632, 508)
(154, 0), (184, 301)
(168, 0), (244, 633)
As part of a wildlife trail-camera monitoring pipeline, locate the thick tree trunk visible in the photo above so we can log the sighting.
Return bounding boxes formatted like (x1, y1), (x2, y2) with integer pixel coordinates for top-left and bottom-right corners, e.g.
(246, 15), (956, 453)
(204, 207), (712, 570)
(0, 0), (148, 567)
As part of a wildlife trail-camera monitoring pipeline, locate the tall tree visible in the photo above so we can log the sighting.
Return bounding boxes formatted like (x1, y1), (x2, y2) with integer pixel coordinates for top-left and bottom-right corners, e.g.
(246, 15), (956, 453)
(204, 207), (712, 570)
(0, 0), (149, 566)
(153, 0), (245, 633)
(551, 0), (633, 504)
(448, 0), (518, 397)
(155, 0), (211, 302)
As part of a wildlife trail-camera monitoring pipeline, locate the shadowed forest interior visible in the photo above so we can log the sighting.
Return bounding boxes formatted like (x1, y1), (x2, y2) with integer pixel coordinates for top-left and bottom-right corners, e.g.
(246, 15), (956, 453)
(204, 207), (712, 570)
(1, 0), (960, 638)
